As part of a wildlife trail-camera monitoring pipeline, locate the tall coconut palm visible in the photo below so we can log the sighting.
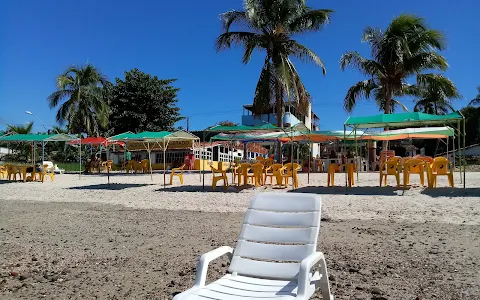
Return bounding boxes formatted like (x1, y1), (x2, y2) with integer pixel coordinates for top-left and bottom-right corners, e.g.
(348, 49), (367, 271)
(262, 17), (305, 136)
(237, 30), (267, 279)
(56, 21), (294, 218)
(468, 86), (480, 106)
(340, 14), (449, 115)
(48, 64), (109, 136)
(413, 74), (461, 115)
(216, 0), (332, 128)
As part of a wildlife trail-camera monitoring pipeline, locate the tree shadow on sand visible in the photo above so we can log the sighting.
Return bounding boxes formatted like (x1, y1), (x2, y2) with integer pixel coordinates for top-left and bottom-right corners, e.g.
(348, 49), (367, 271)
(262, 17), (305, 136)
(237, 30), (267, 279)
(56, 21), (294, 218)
(421, 187), (480, 198)
(0, 180), (17, 185)
(69, 183), (152, 190)
(155, 184), (255, 193)
(289, 185), (405, 196)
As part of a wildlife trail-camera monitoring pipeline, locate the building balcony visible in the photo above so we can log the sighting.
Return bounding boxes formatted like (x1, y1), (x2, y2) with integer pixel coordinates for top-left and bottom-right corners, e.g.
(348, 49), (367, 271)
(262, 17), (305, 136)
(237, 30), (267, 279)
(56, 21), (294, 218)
(241, 112), (301, 127)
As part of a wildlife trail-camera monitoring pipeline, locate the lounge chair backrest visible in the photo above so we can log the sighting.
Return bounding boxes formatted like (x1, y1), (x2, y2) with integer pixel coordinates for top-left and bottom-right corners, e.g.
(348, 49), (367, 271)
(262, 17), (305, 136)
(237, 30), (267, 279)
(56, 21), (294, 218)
(229, 193), (321, 280)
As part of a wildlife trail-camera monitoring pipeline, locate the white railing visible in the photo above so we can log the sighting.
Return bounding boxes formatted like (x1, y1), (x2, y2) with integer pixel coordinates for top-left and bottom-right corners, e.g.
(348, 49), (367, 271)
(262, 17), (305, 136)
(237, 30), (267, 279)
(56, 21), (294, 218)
(194, 149), (212, 161)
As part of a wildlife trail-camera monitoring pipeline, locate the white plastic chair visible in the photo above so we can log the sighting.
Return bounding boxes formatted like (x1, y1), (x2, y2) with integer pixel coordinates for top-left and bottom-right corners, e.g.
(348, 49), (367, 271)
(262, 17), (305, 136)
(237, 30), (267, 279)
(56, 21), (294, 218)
(173, 193), (334, 300)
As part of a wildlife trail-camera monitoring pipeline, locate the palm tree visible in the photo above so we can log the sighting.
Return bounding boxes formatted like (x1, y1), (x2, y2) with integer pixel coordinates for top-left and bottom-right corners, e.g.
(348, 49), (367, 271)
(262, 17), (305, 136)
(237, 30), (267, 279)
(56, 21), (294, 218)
(468, 86), (480, 106)
(216, 0), (332, 128)
(7, 122), (34, 134)
(340, 14), (449, 115)
(48, 64), (109, 136)
(5, 122), (34, 161)
(413, 74), (461, 115)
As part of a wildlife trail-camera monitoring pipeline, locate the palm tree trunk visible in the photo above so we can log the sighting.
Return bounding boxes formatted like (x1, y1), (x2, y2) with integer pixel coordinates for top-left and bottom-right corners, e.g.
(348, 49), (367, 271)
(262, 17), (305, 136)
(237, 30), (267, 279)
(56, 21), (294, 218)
(383, 91), (392, 150)
(276, 81), (284, 162)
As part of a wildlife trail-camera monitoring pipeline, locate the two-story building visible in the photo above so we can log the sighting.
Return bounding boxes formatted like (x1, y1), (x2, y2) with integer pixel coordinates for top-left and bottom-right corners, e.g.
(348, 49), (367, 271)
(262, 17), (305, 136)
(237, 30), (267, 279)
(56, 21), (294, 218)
(241, 102), (321, 157)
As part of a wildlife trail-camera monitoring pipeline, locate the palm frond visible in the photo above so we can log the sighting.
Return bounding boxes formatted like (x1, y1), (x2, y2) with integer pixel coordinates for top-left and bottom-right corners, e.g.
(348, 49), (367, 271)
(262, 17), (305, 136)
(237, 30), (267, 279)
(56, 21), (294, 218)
(392, 99), (409, 112)
(362, 26), (383, 56)
(344, 79), (378, 112)
(468, 86), (480, 106)
(220, 10), (250, 31)
(47, 90), (72, 108)
(252, 59), (275, 115)
(340, 51), (383, 77)
(288, 9), (333, 33)
(404, 52), (448, 74)
(287, 41), (326, 74)
(215, 31), (263, 53)
(416, 74), (461, 98)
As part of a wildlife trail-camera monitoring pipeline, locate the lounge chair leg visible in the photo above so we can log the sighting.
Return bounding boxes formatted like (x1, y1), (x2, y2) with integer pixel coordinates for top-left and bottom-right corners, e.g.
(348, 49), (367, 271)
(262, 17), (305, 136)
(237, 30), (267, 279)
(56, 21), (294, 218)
(317, 256), (334, 300)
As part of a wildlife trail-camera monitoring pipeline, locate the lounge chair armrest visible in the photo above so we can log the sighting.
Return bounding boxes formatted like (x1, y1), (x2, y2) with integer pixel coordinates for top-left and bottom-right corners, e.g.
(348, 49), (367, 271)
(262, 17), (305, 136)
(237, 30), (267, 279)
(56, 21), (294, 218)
(194, 246), (233, 288)
(297, 252), (326, 298)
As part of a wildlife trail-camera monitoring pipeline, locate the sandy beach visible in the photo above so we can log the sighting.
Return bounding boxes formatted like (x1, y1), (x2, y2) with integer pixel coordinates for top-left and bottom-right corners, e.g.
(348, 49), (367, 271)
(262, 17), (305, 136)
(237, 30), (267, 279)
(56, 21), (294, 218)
(1, 172), (479, 299)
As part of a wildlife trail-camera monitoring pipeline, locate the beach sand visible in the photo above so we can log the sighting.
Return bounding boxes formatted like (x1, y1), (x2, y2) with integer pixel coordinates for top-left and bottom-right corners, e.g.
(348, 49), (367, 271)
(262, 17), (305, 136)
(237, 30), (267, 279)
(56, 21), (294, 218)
(1, 172), (479, 299)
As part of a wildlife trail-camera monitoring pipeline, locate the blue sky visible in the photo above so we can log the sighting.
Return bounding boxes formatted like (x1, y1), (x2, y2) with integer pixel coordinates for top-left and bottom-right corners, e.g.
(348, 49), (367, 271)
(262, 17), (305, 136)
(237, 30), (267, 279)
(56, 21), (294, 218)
(1, 0), (478, 133)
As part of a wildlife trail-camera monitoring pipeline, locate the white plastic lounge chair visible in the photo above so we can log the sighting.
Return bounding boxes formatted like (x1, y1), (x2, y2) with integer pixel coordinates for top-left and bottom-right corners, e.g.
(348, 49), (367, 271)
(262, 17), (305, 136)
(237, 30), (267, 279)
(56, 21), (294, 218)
(173, 192), (334, 300)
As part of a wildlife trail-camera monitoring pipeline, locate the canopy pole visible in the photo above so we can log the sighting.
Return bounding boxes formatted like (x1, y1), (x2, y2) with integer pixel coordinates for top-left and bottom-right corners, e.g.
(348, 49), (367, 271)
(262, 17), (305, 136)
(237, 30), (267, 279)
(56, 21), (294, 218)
(202, 131), (205, 190)
(197, 139), (201, 183)
(31, 143), (34, 168)
(446, 136), (449, 161)
(463, 119), (466, 188)
(457, 121), (462, 183)
(291, 138), (294, 190)
(452, 135), (456, 175)
(308, 138), (311, 185)
(163, 140), (166, 187)
(79, 138), (82, 179)
(354, 126), (359, 181)
(367, 138), (370, 172)
(42, 141), (45, 164)
(124, 145), (127, 173)
(344, 125), (347, 193)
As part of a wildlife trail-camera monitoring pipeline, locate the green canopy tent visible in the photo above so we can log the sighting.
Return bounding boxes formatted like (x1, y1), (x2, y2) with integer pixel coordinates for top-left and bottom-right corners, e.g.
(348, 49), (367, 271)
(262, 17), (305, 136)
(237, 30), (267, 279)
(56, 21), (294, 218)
(344, 111), (466, 188)
(0, 133), (74, 167)
(109, 130), (200, 187)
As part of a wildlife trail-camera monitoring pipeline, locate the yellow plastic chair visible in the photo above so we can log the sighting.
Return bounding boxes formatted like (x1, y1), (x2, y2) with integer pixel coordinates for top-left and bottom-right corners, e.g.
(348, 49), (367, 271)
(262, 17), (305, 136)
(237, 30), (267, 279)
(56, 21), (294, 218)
(255, 156), (264, 162)
(211, 166), (228, 190)
(264, 164), (284, 186)
(7, 165), (22, 181)
(346, 163), (355, 187)
(431, 157), (454, 187)
(327, 163), (339, 187)
(41, 164), (55, 183)
(102, 160), (113, 173)
(247, 163), (264, 187)
(141, 159), (150, 173)
(0, 166), (7, 179)
(403, 159), (425, 187)
(124, 160), (134, 173)
(237, 163), (251, 186)
(232, 164), (241, 184)
(170, 164), (185, 185)
(282, 163), (301, 188)
(380, 160), (400, 187)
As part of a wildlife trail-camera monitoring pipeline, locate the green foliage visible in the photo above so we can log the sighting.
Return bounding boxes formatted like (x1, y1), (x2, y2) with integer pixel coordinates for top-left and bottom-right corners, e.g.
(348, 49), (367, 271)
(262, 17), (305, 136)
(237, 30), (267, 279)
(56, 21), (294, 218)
(412, 74), (461, 115)
(1, 122), (34, 161)
(109, 68), (183, 134)
(468, 86), (480, 106)
(48, 64), (109, 136)
(461, 106), (480, 146)
(7, 122), (34, 134)
(216, 0), (333, 126)
(340, 14), (450, 114)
